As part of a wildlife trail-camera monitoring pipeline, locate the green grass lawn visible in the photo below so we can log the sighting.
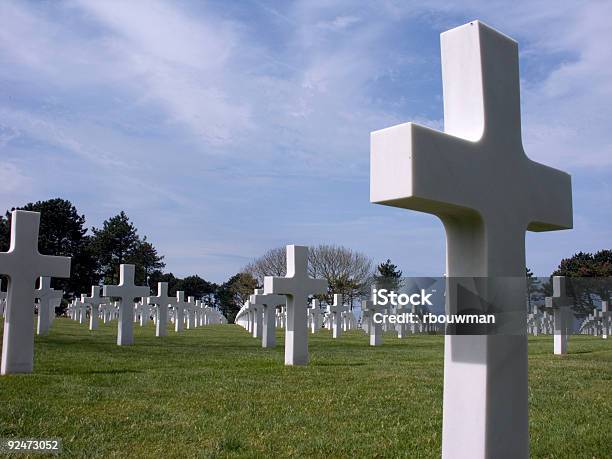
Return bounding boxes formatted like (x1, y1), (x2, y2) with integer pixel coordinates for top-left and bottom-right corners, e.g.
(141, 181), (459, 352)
(0, 318), (610, 458)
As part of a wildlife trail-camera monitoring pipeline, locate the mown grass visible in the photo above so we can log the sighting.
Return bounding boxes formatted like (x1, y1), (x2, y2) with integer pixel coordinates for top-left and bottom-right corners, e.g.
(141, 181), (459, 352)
(0, 318), (610, 458)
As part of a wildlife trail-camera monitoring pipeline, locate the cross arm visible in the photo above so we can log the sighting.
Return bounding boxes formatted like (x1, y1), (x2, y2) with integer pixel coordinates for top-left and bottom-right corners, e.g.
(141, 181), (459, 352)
(370, 122), (483, 217)
(523, 160), (572, 231)
(263, 276), (296, 296)
(39, 254), (72, 279)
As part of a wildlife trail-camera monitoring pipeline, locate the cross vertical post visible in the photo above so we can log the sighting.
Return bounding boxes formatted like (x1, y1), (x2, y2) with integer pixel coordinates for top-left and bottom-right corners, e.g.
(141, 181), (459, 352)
(0, 211), (71, 374)
(370, 21), (572, 458)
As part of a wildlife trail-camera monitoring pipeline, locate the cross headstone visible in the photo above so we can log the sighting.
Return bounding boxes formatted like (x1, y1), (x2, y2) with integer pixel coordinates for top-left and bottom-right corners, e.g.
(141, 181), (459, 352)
(362, 299), (385, 346)
(35, 277), (63, 336)
(138, 299), (150, 327)
(102, 264), (149, 346)
(81, 286), (106, 331)
(250, 289), (285, 348)
(308, 299), (322, 333)
(185, 296), (196, 329)
(264, 245), (328, 365)
(370, 21), (572, 457)
(601, 301), (610, 339)
(545, 276), (573, 355)
(147, 282), (173, 337)
(327, 294), (347, 339)
(0, 211), (71, 374)
(249, 297), (264, 338)
(172, 291), (186, 332)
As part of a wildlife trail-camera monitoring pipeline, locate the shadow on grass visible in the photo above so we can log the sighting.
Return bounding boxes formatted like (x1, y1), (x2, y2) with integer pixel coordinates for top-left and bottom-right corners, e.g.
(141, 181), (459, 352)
(46, 368), (146, 376)
(311, 361), (367, 367)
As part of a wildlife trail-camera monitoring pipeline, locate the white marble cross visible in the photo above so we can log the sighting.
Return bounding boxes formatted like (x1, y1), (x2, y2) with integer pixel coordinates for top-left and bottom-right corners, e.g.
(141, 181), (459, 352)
(172, 291), (186, 332)
(264, 245), (328, 365)
(250, 297), (263, 338)
(327, 294), (347, 339)
(0, 211), (71, 374)
(601, 301), (610, 339)
(545, 276), (573, 355)
(308, 299), (322, 334)
(362, 299), (385, 346)
(81, 286), (106, 331)
(35, 276), (63, 336)
(185, 296), (196, 329)
(250, 289), (285, 348)
(102, 264), (149, 346)
(370, 21), (573, 458)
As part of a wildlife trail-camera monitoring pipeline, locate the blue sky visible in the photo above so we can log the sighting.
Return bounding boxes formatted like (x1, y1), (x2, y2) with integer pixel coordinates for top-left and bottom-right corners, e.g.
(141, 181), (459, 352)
(0, 0), (610, 282)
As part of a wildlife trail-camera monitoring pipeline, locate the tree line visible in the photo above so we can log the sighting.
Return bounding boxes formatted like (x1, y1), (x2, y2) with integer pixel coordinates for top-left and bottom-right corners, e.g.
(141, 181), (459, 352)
(0, 198), (609, 321)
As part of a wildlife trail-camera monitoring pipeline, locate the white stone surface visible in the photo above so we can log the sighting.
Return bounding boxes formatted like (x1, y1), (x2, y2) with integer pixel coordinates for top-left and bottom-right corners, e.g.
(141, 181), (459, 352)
(545, 276), (572, 355)
(102, 264), (149, 346)
(35, 277), (63, 336)
(602, 301), (610, 339)
(250, 289), (285, 348)
(0, 211), (71, 375)
(370, 21), (573, 458)
(308, 299), (322, 334)
(327, 294), (347, 339)
(81, 286), (106, 331)
(362, 298), (385, 346)
(173, 291), (186, 332)
(264, 245), (328, 365)
(147, 282), (172, 337)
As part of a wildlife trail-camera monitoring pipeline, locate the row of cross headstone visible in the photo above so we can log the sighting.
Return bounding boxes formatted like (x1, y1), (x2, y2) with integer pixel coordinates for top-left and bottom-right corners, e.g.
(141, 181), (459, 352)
(235, 292), (361, 346)
(65, 280), (227, 339)
(235, 245), (450, 356)
(0, 18), (592, 457)
(0, 209), (227, 375)
(579, 301), (610, 339)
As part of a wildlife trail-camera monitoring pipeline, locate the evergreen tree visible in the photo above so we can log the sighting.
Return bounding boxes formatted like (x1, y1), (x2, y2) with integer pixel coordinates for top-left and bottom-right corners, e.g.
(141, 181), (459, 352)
(374, 259), (403, 291)
(0, 198), (99, 298)
(217, 272), (258, 323)
(553, 250), (612, 317)
(127, 237), (165, 286)
(90, 211), (140, 284)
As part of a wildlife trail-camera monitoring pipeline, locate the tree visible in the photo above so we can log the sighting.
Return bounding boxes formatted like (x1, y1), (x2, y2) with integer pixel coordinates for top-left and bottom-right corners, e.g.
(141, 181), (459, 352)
(244, 244), (373, 308)
(217, 272), (258, 323)
(526, 268), (542, 311)
(148, 271), (181, 295)
(374, 259), (403, 291)
(0, 198), (99, 299)
(243, 247), (286, 285)
(552, 250), (612, 317)
(91, 211), (139, 283)
(176, 275), (215, 299)
(127, 237), (165, 286)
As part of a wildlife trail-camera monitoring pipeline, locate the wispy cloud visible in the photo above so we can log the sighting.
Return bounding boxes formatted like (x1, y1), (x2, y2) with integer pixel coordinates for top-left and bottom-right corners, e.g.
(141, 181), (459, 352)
(0, 0), (609, 281)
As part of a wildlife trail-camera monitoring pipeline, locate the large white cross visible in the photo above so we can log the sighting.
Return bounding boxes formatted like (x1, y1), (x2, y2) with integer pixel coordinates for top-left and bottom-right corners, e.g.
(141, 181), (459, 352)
(250, 289), (285, 348)
(81, 286), (106, 331)
(264, 245), (328, 365)
(545, 276), (573, 354)
(370, 21), (572, 458)
(0, 211), (71, 374)
(148, 282), (172, 337)
(102, 264), (149, 346)
(35, 276), (63, 336)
